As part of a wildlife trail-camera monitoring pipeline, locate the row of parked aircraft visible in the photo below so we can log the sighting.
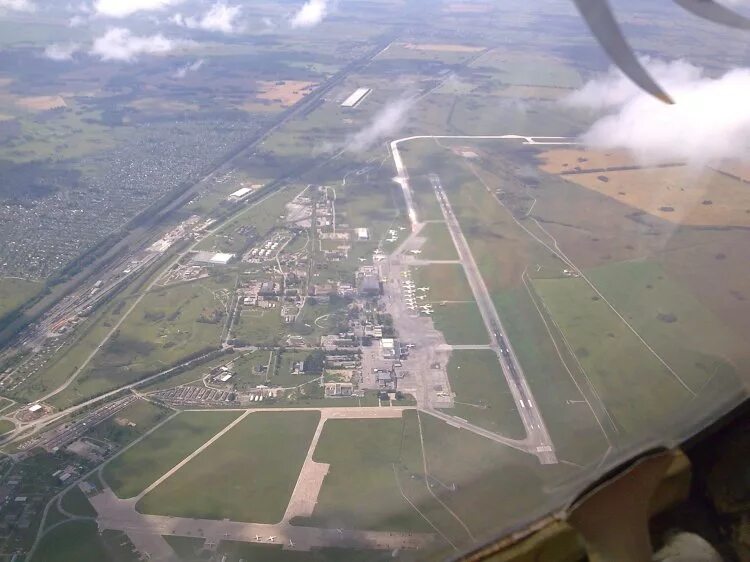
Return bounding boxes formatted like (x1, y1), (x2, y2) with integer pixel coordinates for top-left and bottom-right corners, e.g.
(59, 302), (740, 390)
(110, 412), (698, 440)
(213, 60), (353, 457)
(400, 271), (433, 314)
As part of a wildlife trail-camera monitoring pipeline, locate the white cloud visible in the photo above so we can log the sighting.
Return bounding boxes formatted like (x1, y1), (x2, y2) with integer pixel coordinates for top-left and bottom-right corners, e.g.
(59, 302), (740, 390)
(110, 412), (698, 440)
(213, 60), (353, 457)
(90, 28), (175, 62)
(68, 14), (87, 26)
(44, 42), (81, 61)
(0, 0), (35, 12)
(172, 2), (242, 33)
(173, 58), (204, 78)
(567, 58), (750, 164)
(347, 97), (415, 153)
(290, 0), (329, 29)
(93, 0), (183, 18)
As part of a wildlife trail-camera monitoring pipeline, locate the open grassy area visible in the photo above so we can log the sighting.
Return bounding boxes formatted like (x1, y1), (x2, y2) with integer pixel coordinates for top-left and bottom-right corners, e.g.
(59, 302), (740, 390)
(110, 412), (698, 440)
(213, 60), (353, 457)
(413, 264), (473, 302)
(584, 260), (744, 392)
(52, 274), (233, 407)
(417, 222), (457, 260)
(0, 419), (14, 435)
(298, 416), (435, 533)
(104, 411), (240, 499)
(138, 411), (319, 523)
(60, 486), (96, 517)
(31, 521), (137, 562)
(196, 185), (302, 254)
(162, 536), (206, 560)
(430, 302), (489, 345)
(446, 350), (525, 439)
(417, 411), (577, 543)
(231, 306), (286, 347)
(0, 277), (40, 318)
(532, 274), (697, 438)
(86, 399), (172, 447)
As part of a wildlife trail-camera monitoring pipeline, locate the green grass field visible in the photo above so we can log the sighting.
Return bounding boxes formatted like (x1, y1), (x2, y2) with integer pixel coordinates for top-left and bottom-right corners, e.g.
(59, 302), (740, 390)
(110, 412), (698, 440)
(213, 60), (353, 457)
(532, 274), (697, 437)
(56, 275), (232, 407)
(104, 411), (240, 498)
(298, 417), (435, 533)
(231, 307), (286, 346)
(0, 277), (40, 319)
(31, 521), (138, 562)
(60, 486), (97, 517)
(86, 399), (171, 447)
(413, 264), (473, 302)
(417, 222), (457, 260)
(446, 350), (525, 439)
(430, 302), (489, 345)
(0, 419), (14, 435)
(138, 411), (319, 523)
(584, 260), (744, 392)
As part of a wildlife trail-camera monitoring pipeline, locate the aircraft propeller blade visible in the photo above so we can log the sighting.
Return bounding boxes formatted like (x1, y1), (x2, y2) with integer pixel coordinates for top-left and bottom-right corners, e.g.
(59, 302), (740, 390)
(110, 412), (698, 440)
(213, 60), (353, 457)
(673, 0), (750, 30)
(573, 0), (674, 104)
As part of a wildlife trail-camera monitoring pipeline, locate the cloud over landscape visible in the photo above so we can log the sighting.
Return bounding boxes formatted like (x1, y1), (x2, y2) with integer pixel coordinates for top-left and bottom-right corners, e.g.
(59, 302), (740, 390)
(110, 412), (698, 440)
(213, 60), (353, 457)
(93, 0), (183, 18)
(290, 0), (329, 28)
(172, 2), (242, 33)
(0, 0), (35, 11)
(568, 58), (750, 164)
(44, 42), (81, 61)
(90, 27), (176, 62)
(347, 97), (415, 153)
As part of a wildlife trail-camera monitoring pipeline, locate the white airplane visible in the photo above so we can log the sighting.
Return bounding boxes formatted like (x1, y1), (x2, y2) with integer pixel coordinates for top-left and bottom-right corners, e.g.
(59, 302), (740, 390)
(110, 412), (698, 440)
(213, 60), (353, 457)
(289, 540), (295, 548)
(417, 295), (427, 300)
(417, 287), (429, 292)
(422, 310), (433, 315)
(268, 536), (277, 542)
(408, 306), (417, 311)
(255, 535), (262, 541)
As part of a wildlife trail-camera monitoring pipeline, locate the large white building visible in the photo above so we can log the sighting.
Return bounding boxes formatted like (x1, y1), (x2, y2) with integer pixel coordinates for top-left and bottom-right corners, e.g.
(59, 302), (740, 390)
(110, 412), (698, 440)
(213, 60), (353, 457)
(229, 187), (252, 201)
(341, 87), (372, 108)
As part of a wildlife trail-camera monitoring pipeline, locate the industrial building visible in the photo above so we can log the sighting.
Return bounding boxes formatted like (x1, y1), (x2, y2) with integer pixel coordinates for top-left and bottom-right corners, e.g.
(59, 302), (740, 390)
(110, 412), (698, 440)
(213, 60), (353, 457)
(381, 338), (401, 359)
(228, 187), (252, 201)
(191, 251), (236, 265)
(324, 382), (354, 397)
(341, 87), (372, 108)
(355, 227), (370, 240)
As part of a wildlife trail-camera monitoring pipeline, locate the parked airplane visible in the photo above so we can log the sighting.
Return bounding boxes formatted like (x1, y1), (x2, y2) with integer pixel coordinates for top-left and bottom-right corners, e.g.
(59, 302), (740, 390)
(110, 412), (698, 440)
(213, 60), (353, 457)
(417, 287), (429, 292)
(417, 295), (427, 300)
(255, 535), (262, 541)
(268, 536), (277, 542)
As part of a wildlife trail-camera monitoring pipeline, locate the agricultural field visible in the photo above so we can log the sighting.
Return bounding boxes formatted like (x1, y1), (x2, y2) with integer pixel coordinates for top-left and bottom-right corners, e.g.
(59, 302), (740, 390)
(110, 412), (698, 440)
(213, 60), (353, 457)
(446, 350), (525, 439)
(103, 411), (240, 499)
(138, 411), (319, 523)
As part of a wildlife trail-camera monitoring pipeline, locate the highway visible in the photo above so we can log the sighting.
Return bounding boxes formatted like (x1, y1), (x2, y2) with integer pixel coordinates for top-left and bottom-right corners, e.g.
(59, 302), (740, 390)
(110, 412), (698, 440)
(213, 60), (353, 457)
(429, 173), (556, 464)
